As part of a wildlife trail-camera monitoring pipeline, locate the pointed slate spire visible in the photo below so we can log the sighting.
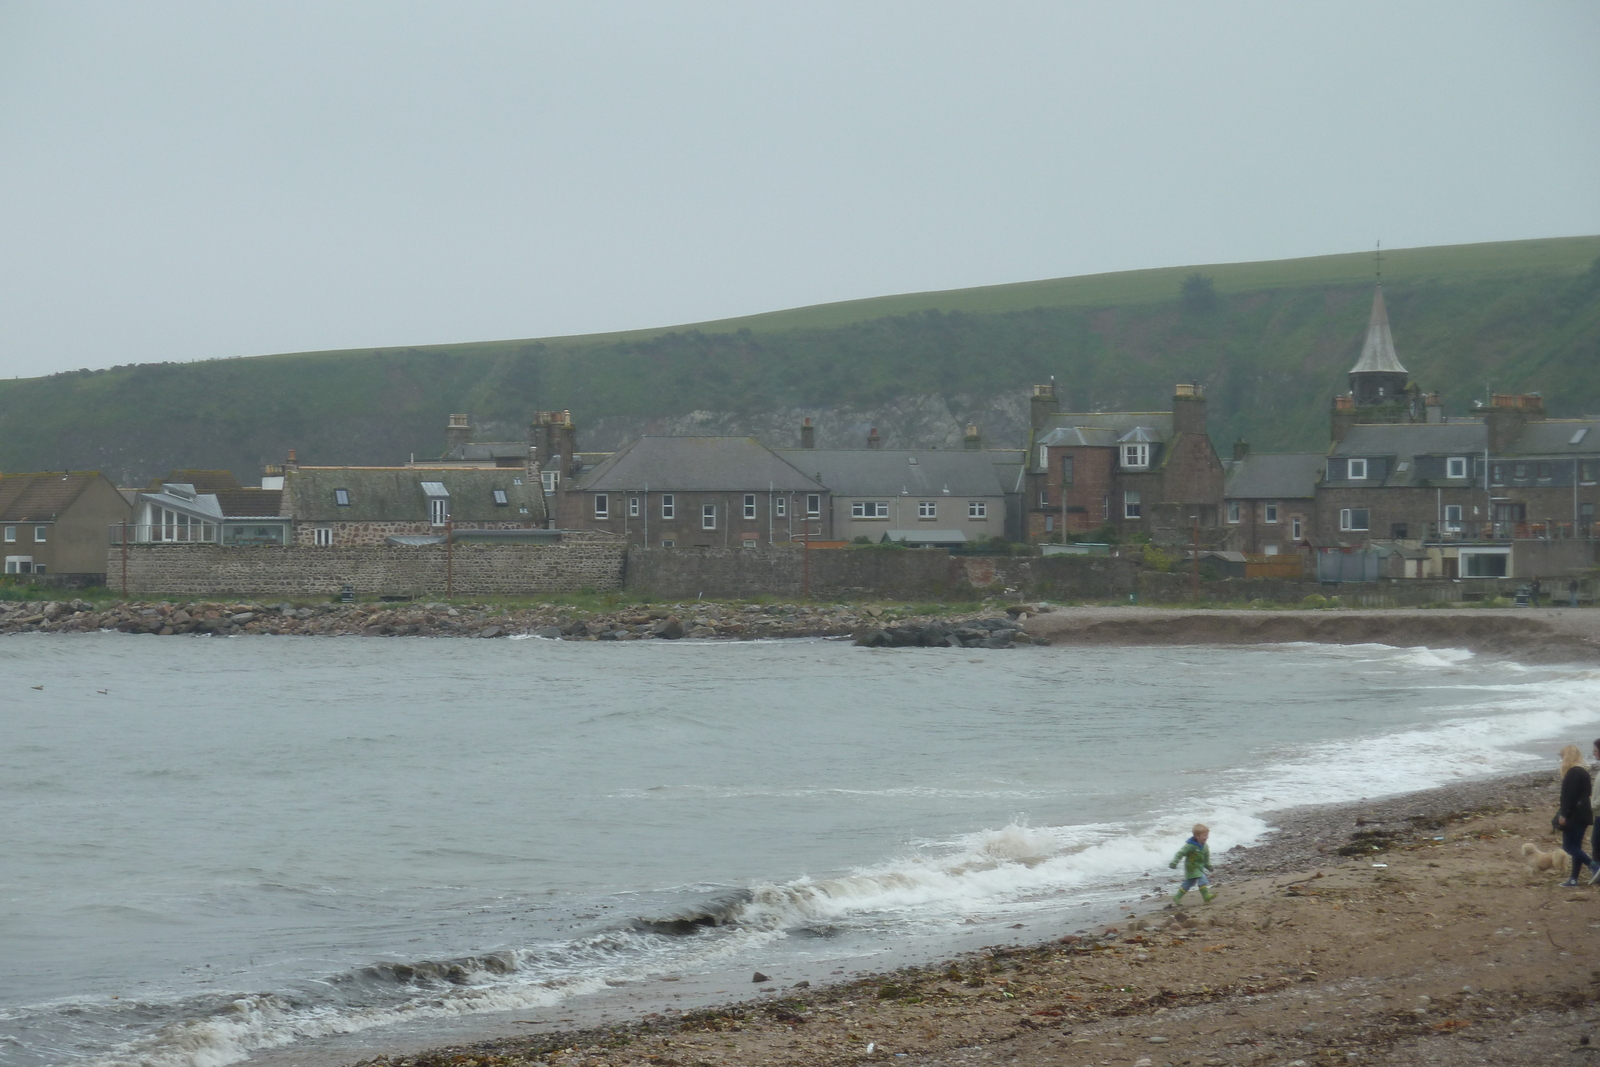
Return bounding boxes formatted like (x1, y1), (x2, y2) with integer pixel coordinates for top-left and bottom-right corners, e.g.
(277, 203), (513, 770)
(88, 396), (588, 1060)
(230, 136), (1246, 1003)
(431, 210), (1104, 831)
(1349, 285), (1407, 375)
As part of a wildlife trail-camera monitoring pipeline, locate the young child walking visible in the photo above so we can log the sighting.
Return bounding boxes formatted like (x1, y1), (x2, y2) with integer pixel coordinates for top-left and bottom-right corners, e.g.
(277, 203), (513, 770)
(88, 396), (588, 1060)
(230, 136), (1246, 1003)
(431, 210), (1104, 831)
(1168, 823), (1214, 904)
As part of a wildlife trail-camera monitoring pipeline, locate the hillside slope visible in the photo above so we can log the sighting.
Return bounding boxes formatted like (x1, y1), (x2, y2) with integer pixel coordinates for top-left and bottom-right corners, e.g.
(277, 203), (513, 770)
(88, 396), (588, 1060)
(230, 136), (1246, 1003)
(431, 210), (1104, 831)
(2, 236), (1597, 485)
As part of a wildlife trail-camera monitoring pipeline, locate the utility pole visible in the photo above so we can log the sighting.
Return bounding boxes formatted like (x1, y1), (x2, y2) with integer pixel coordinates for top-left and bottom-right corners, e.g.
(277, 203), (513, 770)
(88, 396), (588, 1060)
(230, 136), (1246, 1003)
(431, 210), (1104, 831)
(120, 520), (129, 597)
(802, 518), (811, 600)
(446, 519), (454, 599)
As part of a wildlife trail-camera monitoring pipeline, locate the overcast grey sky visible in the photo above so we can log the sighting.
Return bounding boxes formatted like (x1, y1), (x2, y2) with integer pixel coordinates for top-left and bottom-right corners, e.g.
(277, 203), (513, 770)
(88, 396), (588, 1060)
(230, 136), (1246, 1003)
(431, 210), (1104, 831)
(1, 1), (1596, 379)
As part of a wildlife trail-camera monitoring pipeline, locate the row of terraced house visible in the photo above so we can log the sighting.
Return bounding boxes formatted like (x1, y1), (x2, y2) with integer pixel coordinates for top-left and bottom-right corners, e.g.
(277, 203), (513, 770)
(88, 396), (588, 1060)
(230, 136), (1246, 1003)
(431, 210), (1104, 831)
(3, 284), (1598, 588)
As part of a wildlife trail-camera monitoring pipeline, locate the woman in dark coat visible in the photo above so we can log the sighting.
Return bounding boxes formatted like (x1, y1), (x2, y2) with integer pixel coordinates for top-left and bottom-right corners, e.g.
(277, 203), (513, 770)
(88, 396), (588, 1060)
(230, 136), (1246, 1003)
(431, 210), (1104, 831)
(1557, 744), (1598, 886)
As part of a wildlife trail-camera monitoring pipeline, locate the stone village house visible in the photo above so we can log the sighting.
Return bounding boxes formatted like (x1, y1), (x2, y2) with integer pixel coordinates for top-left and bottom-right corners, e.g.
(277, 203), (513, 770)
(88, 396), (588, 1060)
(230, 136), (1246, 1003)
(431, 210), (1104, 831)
(0, 471), (130, 581)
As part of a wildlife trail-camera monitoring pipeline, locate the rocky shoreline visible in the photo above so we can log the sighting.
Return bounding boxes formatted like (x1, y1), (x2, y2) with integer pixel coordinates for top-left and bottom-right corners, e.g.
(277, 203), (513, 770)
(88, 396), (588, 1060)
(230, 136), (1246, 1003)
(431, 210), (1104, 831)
(0, 597), (1036, 645)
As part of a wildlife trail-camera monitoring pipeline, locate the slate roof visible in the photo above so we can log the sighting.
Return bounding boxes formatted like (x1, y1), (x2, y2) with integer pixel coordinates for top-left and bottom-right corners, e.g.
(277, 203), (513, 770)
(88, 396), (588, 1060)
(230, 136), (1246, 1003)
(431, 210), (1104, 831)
(1332, 422), (1488, 458)
(1501, 420), (1600, 456)
(1037, 412), (1175, 448)
(441, 442), (530, 461)
(1224, 453), (1325, 499)
(0, 471), (106, 522)
(576, 437), (823, 493)
(284, 468), (546, 522)
(147, 470), (282, 516)
(148, 470), (242, 494)
(773, 449), (1005, 497)
(1349, 286), (1408, 374)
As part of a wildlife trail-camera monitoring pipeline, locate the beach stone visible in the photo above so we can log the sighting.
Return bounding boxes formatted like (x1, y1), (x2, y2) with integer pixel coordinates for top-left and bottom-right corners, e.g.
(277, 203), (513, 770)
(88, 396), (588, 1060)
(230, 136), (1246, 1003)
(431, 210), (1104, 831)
(752, 971), (769, 983)
(478, 625), (503, 638)
(652, 616), (685, 640)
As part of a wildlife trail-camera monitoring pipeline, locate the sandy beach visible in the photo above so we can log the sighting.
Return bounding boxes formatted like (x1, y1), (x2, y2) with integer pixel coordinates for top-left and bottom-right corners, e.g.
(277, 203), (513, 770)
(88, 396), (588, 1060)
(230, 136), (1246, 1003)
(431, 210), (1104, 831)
(338, 768), (1600, 1067)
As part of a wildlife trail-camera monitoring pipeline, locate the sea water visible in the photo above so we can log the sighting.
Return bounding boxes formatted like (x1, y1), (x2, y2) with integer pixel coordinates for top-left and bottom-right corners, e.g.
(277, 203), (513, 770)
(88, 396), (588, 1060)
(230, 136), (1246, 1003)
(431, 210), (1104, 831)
(2, 633), (1594, 1067)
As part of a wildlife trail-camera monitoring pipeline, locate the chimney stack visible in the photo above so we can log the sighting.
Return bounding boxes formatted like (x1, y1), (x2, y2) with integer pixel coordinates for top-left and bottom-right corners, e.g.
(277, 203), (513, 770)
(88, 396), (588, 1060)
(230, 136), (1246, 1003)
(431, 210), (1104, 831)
(1481, 394), (1545, 452)
(1330, 394), (1357, 444)
(445, 413), (472, 453)
(867, 427), (882, 450)
(1029, 381), (1060, 430)
(800, 417), (815, 449)
(284, 448), (299, 473)
(964, 424), (981, 451)
(1425, 393), (1444, 424)
(1171, 382), (1207, 436)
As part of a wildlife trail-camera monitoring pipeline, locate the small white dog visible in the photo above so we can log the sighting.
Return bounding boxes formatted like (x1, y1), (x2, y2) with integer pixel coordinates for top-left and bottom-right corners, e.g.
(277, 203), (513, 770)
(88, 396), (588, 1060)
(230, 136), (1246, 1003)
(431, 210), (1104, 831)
(1522, 841), (1562, 871)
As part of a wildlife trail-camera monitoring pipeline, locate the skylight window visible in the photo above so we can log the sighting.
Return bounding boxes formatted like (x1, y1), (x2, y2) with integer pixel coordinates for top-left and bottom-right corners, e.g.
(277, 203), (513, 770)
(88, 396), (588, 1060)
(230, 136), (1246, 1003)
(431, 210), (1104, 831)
(1572, 428), (1589, 445)
(491, 489), (509, 506)
(334, 488), (351, 506)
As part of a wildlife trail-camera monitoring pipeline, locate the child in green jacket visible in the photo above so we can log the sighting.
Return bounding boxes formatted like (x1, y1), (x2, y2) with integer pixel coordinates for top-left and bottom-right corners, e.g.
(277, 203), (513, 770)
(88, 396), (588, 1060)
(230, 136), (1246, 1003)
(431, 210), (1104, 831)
(1168, 823), (1214, 904)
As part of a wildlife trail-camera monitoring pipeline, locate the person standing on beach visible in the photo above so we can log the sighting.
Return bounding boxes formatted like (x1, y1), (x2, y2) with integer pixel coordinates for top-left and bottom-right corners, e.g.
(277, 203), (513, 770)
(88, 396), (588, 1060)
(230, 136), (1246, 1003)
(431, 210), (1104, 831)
(1168, 824), (1214, 904)
(1531, 576), (1543, 608)
(1556, 744), (1598, 887)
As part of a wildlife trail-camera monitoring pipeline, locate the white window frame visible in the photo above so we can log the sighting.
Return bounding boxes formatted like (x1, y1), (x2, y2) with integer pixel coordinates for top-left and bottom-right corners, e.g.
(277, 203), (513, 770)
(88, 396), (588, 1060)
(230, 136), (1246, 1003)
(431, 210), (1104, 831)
(1347, 458), (1368, 480)
(628, 496), (640, 517)
(741, 538), (757, 549)
(541, 470), (559, 494)
(968, 500), (986, 519)
(852, 501), (889, 518)
(701, 503), (717, 530)
(774, 496), (786, 517)
(334, 488), (351, 506)
(917, 500), (936, 518)
(33, 526), (47, 543)
(1121, 443), (1149, 469)
(429, 498), (449, 526)
(1264, 502), (1279, 524)
(1291, 516), (1303, 539)
(1226, 501), (1241, 524)
(1037, 444), (1048, 469)
(1340, 507), (1370, 532)
(1444, 504), (1463, 530)
(743, 494), (756, 520)
(593, 493), (609, 519)
(1123, 490), (1141, 519)
(2, 526), (13, 543)
(806, 494), (821, 518)
(1446, 456), (1468, 479)
(661, 494), (675, 519)
(661, 538), (675, 547)
(313, 526), (333, 546)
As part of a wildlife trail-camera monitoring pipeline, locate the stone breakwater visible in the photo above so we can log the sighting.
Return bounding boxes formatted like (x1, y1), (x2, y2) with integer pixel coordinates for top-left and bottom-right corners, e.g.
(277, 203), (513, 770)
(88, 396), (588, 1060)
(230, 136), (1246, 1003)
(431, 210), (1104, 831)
(0, 598), (1042, 644)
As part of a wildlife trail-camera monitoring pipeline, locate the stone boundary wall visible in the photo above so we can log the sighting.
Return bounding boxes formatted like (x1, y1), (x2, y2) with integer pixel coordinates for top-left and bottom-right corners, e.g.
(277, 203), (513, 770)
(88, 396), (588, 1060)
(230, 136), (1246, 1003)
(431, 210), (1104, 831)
(623, 546), (951, 600)
(290, 520), (538, 547)
(109, 533), (624, 597)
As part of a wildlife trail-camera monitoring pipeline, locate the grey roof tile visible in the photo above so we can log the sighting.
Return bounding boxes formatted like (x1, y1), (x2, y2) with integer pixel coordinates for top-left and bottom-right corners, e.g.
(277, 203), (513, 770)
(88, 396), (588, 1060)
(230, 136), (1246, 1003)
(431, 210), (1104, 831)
(1224, 453), (1325, 499)
(577, 437), (823, 492)
(1333, 422), (1488, 457)
(285, 468), (546, 522)
(773, 449), (1005, 497)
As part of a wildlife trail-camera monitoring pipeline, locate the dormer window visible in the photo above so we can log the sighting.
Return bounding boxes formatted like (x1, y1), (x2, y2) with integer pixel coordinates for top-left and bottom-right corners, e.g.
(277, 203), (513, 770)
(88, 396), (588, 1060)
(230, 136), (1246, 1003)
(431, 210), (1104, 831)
(1446, 457), (1467, 479)
(1348, 458), (1368, 480)
(1121, 443), (1149, 469)
(334, 488), (351, 506)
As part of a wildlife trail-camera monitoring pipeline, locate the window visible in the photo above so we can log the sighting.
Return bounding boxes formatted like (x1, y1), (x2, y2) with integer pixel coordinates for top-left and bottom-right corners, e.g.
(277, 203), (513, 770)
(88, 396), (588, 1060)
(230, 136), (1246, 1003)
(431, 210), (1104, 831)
(1264, 543), (1279, 555)
(1122, 443), (1149, 469)
(541, 470), (559, 494)
(1061, 455), (1074, 484)
(2, 526), (12, 543)
(1291, 516), (1303, 539)
(1101, 495), (1109, 520)
(661, 494), (675, 519)
(917, 501), (936, 518)
(1226, 501), (1241, 524)
(1391, 523), (1408, 539)
(852, 501), (889, 518)
(334, 488), (351, 506)
(743, 494), (756, 520)
(1264, 502), (1279, 524)
(1347, 458), (1368, 480)
(31, 564), (44, 574)
(1582, 461), (1598, 485)
(1039, 489), (1049, 507)
(1123, 490), (1141, 519)
(774, 496), (786, 517)
(1446, 457), (1467, 479)
(1045, 515), (1055, 532)
(1339, 508), (1370, 531)
(4, 557), (31, 574)
(968, 500), (987, 519)
(429, 498), (449, 526)
(701, 504), (717, 529)
(661, 539), (675, 548)
(593, 494), (609, 519)
(313, 526), (333, 546)
(1583, 503), (1596, 531)
(628, 496), (640, 517)
(1513, 463), (1528, 480)
(33, 526), (46, 543)
(1444, 504), (1463, 530)
(807, 494), (821, 518)
(1490, 463), (1505, 485)
(1037, 444), (1048, 469)
(491, 489), (509, 506)
(742, 538), (757, 548)
(1537, 462), (1554, 481)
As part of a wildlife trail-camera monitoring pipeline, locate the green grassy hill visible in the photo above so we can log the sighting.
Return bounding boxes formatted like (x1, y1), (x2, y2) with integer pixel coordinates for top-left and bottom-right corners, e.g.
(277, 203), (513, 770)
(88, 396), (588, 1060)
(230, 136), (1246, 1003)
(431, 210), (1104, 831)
(3, 235), (1597, 485)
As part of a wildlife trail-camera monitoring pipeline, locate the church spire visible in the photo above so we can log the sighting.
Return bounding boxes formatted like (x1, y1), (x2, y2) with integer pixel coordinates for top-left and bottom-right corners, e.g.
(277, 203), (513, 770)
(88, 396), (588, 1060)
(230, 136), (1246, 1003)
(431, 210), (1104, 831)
(1349, 285), (1407, 376)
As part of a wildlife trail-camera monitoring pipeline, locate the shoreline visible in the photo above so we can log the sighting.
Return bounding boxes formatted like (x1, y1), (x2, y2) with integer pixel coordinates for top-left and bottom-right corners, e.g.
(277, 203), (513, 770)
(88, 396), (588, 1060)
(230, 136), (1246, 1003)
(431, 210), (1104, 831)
(6, 599), (1600, 664)
(325, 767), (1600, 1067)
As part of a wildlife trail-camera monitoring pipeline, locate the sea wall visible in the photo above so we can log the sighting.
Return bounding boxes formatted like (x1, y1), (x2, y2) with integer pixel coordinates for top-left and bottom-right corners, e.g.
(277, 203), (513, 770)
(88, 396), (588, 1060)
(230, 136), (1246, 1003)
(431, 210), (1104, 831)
(622, 546), (951, 600)
(107, 533), (625, 597)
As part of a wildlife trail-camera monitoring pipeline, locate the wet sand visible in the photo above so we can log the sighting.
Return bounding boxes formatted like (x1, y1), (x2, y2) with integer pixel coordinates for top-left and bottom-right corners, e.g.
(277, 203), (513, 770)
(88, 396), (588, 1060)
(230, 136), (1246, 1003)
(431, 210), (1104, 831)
(338, 765), (1600, 1067)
